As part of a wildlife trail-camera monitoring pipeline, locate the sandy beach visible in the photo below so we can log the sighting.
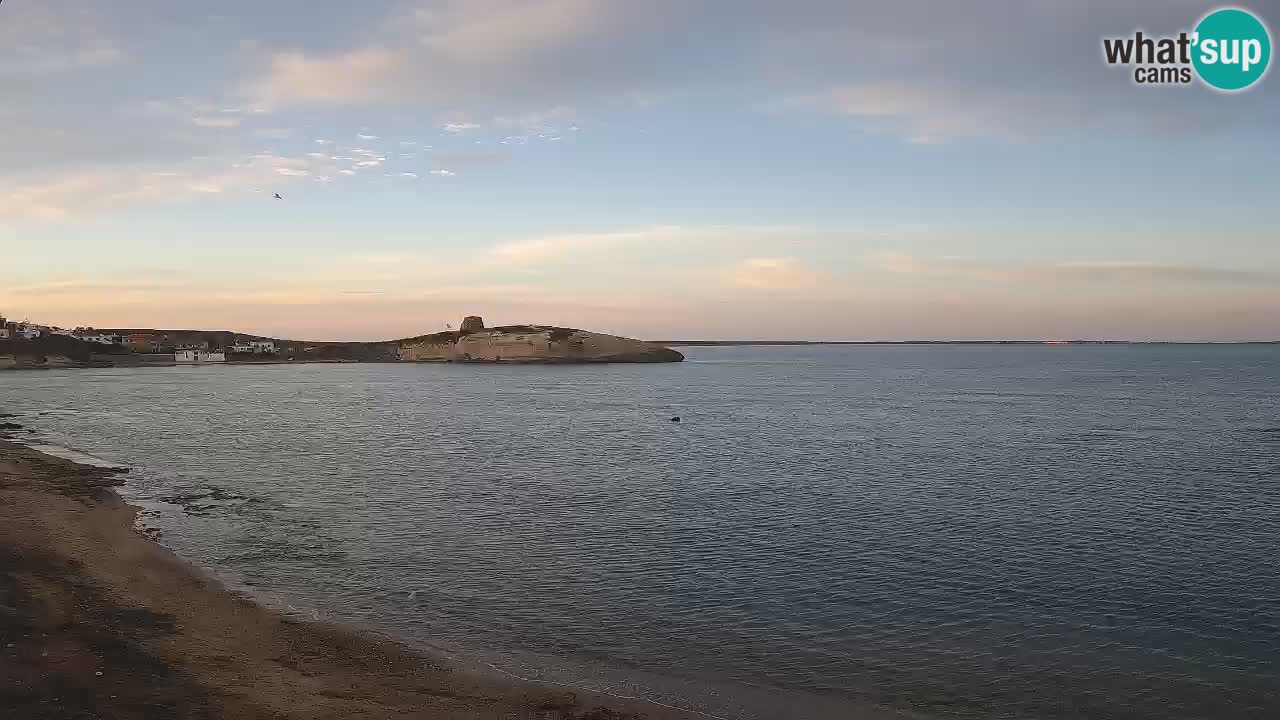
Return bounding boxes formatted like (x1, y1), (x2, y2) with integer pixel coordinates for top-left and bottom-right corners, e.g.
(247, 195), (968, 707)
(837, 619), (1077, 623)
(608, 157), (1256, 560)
(0, 438), (669, 720)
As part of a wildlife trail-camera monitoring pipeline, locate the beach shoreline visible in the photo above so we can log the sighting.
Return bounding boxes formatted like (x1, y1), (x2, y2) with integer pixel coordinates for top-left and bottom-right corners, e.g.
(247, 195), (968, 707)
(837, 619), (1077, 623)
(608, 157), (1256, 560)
(0, 438), (676, 720)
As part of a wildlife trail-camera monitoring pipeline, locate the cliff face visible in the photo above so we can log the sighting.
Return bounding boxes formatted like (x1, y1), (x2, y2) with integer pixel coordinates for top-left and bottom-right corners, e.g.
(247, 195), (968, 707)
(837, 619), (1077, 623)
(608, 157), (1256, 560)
(399, 321), (683, 363)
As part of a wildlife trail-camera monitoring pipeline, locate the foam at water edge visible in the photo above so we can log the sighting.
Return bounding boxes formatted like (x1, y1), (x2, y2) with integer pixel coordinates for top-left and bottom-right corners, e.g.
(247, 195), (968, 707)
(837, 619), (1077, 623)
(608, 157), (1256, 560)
(21, 442), (129, 470)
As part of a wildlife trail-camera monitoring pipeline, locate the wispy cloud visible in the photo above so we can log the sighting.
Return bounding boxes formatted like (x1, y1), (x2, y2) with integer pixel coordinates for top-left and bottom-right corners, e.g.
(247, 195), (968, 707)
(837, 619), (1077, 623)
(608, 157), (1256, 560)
(4, 280), (179, 297)
(723, 257), (831, 290)
(245, 48), (402, 105)
(0, 150), (374, 221)
(0, 3), (122, 76)
(871, 254), (1280, 286)
(192, 115), (242, 129)
(0, 169), (204, 222)
(237, 0), (1269, 144)
(487, 226), (685, 264)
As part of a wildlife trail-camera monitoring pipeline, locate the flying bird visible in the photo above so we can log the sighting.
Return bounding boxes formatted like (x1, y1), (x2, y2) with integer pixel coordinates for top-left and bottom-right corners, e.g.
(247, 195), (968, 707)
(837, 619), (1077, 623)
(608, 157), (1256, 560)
(273, 193), (283, 200)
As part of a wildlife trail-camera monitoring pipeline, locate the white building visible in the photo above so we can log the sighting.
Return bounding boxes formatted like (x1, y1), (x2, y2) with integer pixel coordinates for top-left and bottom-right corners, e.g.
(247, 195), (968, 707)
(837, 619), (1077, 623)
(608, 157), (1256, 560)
(73, 332), (120, 345)
(16, 324), (42, 340)
(174, 350), (226, 364)
(249, 340), (276, 353)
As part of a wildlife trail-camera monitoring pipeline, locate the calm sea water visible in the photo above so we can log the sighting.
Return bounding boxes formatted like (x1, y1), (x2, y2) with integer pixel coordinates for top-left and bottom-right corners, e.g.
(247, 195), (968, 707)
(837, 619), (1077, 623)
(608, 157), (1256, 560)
(3, 346), (1279, 719)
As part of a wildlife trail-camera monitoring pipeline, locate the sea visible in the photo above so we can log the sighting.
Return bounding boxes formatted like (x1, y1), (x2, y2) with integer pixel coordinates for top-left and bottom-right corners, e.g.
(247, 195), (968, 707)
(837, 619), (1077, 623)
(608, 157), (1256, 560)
(2, 345), (1278, 719)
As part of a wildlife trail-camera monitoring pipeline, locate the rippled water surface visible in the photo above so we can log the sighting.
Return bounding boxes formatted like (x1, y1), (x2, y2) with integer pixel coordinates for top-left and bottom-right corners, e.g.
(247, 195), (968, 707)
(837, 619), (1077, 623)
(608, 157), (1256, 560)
(3, 346), (1279, 719)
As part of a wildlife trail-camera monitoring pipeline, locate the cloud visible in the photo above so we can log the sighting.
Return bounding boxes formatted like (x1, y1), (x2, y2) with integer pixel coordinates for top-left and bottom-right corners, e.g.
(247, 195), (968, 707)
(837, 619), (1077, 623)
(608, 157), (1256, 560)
(246, 48), (404, 105)
(0, 169), (199, 222)
(6, 220), (1277, 341)
(6, 0), (1276, 229)
(193, 116), (242, 128)
(871, 254), (1280, 286)
(774, 0), (1277, 142)
(0, 3), (122, 76)
(341, 253), (421, 266)
(486, 226), (688, 264)
(399, 172), (419, 179)
(357, 133), (380, 140)
(1050, 260), (1280, 285)
(422, 0), (608, 63)
(429, 169), (456, 176)
(4, 280), (179, 297)
(494, 106), (576, 128)
(0, 47), (122, 75)
(0, 150), (371, 221)
(237, 0), (680, 113)
(723, 257), (831, 290)
(235, 0), (1275, 143)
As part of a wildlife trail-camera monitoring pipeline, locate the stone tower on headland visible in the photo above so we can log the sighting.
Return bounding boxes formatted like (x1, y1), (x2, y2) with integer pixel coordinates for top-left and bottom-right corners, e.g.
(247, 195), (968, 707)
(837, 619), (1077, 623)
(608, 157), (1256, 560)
(460, 316), (486, 334)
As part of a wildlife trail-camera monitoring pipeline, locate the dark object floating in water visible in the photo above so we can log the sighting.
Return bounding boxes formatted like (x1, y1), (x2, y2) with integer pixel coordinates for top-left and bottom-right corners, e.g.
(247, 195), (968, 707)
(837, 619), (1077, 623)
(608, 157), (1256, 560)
(0, 422), (23, 431)
(274, 193), (283, 199)
(670, 416), (681, 422)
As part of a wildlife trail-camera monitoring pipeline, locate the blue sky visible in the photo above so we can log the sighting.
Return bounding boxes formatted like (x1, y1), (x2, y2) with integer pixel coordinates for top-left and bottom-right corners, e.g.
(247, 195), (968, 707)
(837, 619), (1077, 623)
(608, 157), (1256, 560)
(2, 0), (1278, 341)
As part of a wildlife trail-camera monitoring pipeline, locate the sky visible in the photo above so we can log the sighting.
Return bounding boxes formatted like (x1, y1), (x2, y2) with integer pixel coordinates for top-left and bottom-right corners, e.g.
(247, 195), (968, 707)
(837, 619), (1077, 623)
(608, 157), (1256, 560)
(1, 0), (1278, 342)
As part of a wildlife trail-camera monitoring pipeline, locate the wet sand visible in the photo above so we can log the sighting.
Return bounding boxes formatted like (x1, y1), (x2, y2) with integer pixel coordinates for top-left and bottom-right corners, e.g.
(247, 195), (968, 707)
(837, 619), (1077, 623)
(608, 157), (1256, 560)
(0, 438), (668, 719)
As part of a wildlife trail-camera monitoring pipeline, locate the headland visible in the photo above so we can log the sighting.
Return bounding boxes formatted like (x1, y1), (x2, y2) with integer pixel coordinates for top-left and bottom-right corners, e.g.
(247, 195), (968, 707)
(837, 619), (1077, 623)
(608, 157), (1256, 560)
(0, 316), (684, 370)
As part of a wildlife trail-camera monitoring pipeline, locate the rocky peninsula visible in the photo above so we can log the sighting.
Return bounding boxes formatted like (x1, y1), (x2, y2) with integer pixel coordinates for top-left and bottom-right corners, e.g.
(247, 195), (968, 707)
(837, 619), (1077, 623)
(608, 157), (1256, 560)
(399, 316), (684, 363)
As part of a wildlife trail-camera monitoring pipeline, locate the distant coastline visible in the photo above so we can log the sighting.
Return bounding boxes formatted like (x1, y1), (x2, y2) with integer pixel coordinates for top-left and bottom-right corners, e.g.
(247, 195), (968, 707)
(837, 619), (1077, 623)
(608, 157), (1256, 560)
(1, 315), (682, 369)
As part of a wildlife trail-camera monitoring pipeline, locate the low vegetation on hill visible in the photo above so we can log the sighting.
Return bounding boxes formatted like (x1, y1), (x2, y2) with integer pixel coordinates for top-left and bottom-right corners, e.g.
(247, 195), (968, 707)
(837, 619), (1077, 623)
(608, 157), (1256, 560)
(0, 336), (128, 362)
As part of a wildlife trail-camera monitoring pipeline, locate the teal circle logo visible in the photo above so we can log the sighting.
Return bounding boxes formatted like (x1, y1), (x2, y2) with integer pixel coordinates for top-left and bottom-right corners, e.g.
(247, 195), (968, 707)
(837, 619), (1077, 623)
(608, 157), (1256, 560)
(1192, 8), (1272, 91)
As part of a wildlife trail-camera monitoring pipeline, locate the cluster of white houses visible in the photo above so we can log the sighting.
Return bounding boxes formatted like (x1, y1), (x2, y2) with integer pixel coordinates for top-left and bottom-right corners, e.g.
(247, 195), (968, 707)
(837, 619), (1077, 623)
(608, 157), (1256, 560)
(2, 314), (276, 364)
(0, 316), (46, 341)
